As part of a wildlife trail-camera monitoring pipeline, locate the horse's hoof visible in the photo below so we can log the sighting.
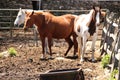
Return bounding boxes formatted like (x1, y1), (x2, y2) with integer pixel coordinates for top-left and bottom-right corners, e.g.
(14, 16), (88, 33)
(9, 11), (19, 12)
(91, 59), (96, 62)
(40, 56), (47, 60)
(73, 54), (78, 57)
(80, 58), (84, 62)
(49, 57), (54, 60)
(48, 56), (54, 60)
(64, 54), (67, 57)
(77, 63), (82, 66)
(40, 58), (47, 61)
(79, 60), (84, 64)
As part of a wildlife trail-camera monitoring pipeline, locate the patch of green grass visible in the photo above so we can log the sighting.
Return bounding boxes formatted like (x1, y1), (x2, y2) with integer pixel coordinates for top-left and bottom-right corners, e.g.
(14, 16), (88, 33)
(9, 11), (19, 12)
(101, 54), (110, 68)
(8, 47), (17, 57)
(109, 69), (118, 80)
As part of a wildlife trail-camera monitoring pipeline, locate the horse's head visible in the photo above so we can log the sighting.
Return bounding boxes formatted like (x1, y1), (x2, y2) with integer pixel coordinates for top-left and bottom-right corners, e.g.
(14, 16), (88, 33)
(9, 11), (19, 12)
(92, 6), (102, 26)
(14, 8), (26, 27)
(23, 11), (35, 31)
(100, 11), (107, 22)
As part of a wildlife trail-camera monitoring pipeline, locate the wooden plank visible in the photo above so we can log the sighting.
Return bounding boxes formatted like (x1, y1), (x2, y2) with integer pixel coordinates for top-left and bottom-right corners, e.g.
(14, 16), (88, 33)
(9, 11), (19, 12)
(0, 22), (11, 24)
(0, 8), (107, 12)
(0, 27), (11, 30)
(0, 16), (11, 18)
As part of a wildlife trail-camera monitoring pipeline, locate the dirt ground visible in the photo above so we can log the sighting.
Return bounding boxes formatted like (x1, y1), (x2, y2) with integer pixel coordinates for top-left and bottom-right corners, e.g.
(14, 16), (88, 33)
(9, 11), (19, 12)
(0, 30), (108, 80)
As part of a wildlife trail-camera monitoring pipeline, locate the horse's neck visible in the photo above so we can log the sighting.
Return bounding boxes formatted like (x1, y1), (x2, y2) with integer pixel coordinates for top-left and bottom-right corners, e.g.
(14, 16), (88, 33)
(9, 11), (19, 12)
(88, 10), (96, 36)
(86, 10), (95, 27)
(88, 9), (94, 21)
(33, 15), (42, 29)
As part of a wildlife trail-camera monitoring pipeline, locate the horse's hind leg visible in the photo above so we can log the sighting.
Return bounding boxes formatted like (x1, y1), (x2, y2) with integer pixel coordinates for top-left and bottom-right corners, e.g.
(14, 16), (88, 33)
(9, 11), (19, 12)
(64, 37), (73, 56)
(41, 37), (46, 59)
(72, 33), (78, 56)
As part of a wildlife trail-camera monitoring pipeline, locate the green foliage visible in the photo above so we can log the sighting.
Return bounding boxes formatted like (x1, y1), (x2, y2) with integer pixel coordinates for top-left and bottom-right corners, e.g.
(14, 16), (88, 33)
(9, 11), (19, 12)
(109, 69), (118, 80)
(101, 54), (110, 68)
(8, 47), (17, 57)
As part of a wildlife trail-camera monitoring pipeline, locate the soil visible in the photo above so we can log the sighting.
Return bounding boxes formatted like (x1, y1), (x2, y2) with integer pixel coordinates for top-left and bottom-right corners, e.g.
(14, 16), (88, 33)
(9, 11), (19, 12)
(0, 30), (107, 80)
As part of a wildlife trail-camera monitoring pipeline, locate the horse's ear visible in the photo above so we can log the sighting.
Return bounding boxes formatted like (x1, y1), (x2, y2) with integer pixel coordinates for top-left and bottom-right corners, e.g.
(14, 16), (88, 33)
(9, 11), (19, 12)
(24, 10), (27, 14)
(20, 8), (22, 11)
(20, 8), (25, 14)
(99, 5), (101, 9)
(93, 5), (95, 10)
(29, 11), (34, 16)
(32, 11), (34, 15)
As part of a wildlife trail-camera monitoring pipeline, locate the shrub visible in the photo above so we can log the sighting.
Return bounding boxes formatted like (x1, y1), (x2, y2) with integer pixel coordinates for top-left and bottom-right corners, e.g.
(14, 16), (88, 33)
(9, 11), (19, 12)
(101, 54), (110, 68)
(8, 47), (17, 57)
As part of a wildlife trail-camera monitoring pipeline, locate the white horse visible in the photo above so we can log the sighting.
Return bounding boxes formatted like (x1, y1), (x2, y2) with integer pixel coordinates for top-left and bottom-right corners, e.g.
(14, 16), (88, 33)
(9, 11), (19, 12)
(74, 6), (102, 62)
(14, 8), (44, 27)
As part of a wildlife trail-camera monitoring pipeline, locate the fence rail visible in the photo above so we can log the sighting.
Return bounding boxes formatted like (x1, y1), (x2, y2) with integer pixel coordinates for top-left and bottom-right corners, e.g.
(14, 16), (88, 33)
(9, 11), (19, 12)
(0, 8), (107, 28)
(0, 8), (107, 30)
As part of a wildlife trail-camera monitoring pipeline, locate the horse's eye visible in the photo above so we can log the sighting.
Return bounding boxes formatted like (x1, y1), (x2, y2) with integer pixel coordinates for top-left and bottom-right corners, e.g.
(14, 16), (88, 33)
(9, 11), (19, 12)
(18, 15), (21, 18)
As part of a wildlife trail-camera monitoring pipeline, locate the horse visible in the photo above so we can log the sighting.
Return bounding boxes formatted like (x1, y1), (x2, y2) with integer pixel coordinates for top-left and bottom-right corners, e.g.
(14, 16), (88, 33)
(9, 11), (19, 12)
(14, 8), (50, 52)
(74, 6), (102, 62)
(14, 8), (43, 27)
(23, 11), (78, 59)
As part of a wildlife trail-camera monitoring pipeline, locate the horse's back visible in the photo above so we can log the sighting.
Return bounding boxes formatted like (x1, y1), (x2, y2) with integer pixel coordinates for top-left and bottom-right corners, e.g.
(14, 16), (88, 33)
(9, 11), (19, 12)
(46, 14), (76, 39)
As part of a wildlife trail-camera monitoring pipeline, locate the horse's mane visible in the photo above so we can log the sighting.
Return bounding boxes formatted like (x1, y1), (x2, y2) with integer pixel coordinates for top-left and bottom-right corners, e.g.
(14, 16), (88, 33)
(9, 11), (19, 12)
(88, 9), (97, 36)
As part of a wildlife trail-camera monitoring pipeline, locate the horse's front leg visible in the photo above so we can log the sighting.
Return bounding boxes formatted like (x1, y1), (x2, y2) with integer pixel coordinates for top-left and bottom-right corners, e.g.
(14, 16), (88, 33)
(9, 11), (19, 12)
(41, 37), (46, 59)
(91, 32), (97, 62)
(45, 37), (49, 54)
(47, 36), (53, 59)
(80, 31), (88, 62)
(77, 36), (82, 59)
(91, 27), (98, 62)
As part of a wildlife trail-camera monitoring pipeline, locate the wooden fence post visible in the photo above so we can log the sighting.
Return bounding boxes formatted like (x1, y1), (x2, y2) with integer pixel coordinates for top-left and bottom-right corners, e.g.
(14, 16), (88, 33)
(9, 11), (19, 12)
(118, 49), (120, 80)
(10, 10), (13, 38)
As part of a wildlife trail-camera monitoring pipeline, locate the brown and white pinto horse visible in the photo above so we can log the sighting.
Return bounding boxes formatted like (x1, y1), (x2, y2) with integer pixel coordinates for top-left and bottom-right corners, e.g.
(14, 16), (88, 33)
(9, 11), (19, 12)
(74, 6), (102, 62)
(23, 11), (78, 59)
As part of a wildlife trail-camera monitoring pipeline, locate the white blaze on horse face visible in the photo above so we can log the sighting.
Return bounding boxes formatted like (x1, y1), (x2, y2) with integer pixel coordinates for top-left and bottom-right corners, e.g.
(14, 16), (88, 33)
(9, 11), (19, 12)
(14, 9), (25, 26)
(96, 12), (100, 26)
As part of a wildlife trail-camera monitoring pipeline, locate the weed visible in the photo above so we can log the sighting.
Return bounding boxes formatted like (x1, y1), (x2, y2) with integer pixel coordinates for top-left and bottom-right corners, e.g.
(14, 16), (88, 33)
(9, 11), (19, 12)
(101, 54), (110, 68)
(109, 69), (118, 80)
(8, 47), (17, 57)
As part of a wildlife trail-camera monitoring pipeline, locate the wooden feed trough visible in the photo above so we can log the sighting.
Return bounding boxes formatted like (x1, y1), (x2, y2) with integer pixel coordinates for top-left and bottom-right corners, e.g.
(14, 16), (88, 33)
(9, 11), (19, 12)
(40, 68), (84, 80)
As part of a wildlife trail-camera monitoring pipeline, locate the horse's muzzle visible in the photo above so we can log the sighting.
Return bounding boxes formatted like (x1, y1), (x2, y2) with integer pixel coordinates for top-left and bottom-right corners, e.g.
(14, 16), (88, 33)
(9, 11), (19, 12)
(14, 24), (18, 27)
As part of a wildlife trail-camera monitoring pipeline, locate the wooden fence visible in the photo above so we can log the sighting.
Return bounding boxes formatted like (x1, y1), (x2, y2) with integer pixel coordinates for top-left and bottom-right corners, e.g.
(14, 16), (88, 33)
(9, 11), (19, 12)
(1, 8), (119, 79)
(100, 11), (120, 80)
(0, 9), (106, 46)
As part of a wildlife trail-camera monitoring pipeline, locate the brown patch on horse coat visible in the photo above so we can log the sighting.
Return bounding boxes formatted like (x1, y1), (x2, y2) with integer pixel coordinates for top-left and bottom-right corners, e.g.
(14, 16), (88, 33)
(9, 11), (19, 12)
(77, 26), (80, 32)
(88, 18), (96, 36)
